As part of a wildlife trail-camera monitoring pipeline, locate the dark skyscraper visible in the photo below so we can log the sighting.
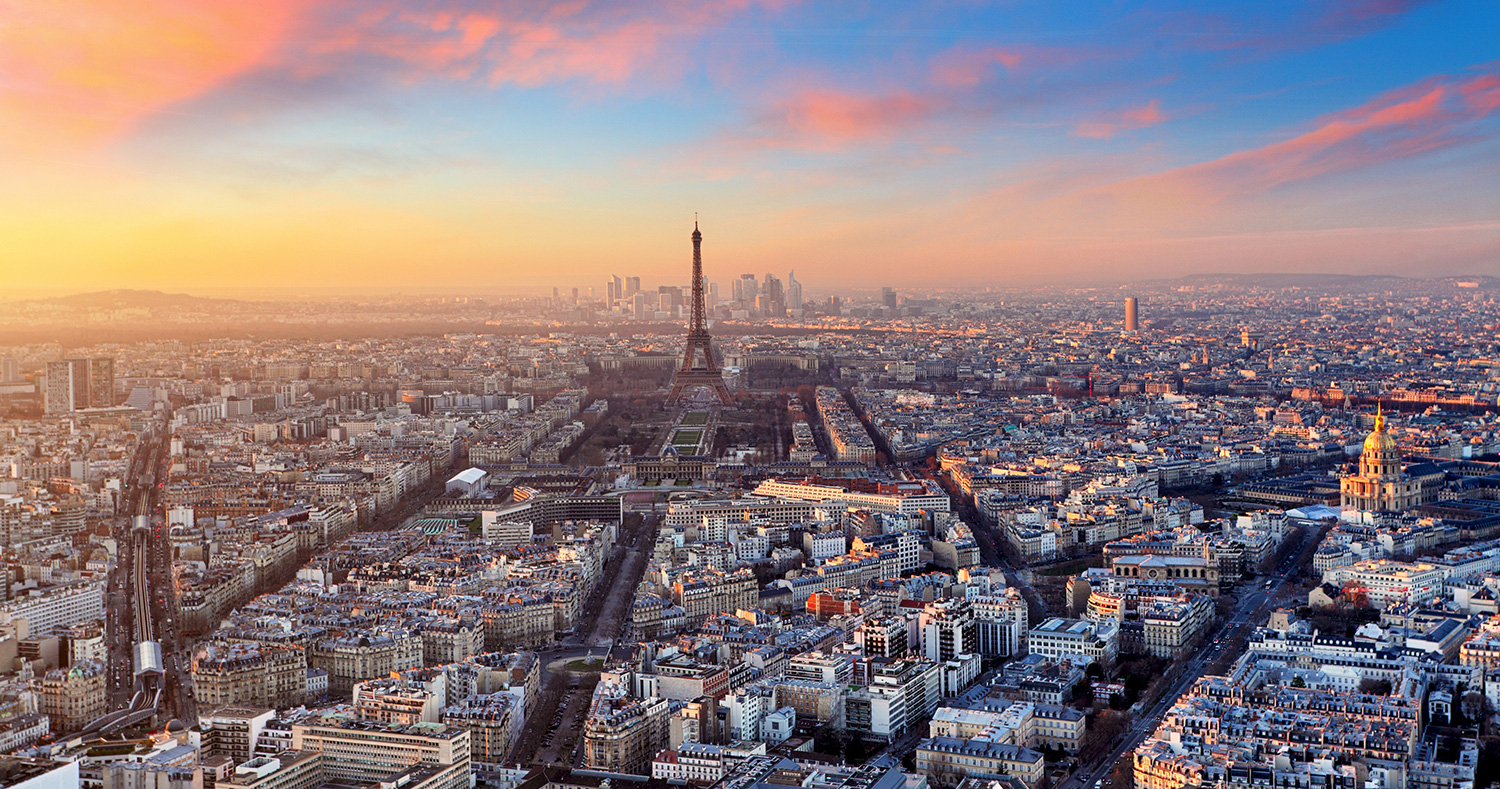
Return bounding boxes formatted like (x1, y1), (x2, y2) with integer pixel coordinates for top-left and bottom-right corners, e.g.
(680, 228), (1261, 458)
(1125, 296), (1139, 332)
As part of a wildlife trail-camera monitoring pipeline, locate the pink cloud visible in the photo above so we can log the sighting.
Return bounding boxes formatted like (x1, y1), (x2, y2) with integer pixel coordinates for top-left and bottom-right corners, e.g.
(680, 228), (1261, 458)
(930, 47), (1024, 88)
(0, 0), (794, 144)
(1135, 70), (1500, 200)
(928, 43), (1114, 89)
(1073, 99), (1167, 139)
(945, 69), (1500, 248)
(312, 0), (789, 89)
(0, 0), (310, 145)
(726, 40), (1117, 151)
(729, 88), (944, 151)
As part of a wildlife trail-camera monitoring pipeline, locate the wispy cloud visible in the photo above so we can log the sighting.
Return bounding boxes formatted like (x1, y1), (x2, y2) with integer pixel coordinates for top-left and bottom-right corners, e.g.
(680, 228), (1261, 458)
(727, 89), (945, 151)
(309, 0), (793, 89)
(1150, 0), (1438, 55)
(719, 40), (1121, 151)
(0, 0), (792, 146)
(1119, 68), (1500, 200)
(1073, 100), (1167, 139)
(929, 47), (1025, 89)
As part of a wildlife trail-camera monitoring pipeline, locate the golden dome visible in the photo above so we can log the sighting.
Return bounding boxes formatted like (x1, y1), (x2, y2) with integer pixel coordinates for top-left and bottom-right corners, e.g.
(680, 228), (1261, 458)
(1363, 411), (1396, 453)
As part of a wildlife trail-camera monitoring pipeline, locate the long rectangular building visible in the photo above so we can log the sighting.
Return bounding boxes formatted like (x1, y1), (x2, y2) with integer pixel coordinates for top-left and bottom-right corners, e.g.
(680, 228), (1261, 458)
(753, 478), (951, 515)
(290, 719), (470, 789)
(0, 582), (103, 637)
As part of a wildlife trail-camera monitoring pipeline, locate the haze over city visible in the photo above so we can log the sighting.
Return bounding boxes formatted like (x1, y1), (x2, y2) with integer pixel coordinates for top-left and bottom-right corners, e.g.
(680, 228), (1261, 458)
(3, 0), (1499, 292)
(8, 4), (1500, 789)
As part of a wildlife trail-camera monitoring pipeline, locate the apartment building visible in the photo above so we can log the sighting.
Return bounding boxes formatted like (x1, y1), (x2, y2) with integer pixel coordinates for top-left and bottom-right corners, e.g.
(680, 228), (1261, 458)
(1322, 559), (1445, 609)
(307, 632), (423, 695)
(34, 661), (105, 734)
(671, 568), (757, 627)
(855, 617), (912, 659)
(200, 706), (275, 766)
(192, 641), (308, 710)
(581, 692), (673, 775)
(915, 737), (1044, 788)
(442, 693), (518, 768)
(0, 582), (104, 637)
(928, 702), (1085, 753)
(353, 679), (444, 726)
(973, 591), (1028, 659)
(1140, 596), (1215, 659)
(921, 599), (979, 663)
(44, 357), (114, 413)
(844, 658), (942, 741)
(1028, 618), (1119, 668)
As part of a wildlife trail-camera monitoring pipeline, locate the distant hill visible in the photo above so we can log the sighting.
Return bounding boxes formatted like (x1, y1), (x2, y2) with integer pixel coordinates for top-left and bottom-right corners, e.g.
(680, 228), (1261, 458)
(1126, 272), (1499, 290)
(1170, 273), (1406, 288)
(38, 289), (241, 309)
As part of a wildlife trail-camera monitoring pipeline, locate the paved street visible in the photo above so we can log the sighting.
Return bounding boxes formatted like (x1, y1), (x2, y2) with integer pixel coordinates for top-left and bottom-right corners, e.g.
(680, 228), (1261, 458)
(1057, 525), (1317, 789)
(506, 511), (658, 765)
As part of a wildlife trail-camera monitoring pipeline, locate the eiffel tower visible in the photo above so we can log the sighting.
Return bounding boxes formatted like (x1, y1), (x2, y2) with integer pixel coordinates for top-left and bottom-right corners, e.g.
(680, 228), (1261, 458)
(668, 219), (732, 403)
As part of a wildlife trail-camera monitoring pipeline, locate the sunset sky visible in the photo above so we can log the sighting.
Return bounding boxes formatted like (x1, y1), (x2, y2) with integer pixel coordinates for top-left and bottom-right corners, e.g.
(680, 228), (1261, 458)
(2, 0), (1498, 294)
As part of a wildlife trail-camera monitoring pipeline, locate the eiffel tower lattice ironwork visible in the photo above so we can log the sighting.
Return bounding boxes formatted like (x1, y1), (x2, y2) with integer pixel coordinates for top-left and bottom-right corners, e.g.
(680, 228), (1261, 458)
(668, 219), (731, 403)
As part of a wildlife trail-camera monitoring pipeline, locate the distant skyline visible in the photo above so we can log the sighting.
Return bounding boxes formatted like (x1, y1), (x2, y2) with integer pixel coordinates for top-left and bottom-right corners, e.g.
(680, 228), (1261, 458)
(2, 0), (1498, 291)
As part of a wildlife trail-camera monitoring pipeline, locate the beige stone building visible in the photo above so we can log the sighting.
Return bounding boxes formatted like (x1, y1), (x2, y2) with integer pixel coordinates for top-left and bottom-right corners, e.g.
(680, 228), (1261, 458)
(34, 660), (105, 734)
(192, 641), (308, 709)
(915, 737), (1044, 788)
(307, 632), (423, 696)
(671, 568), (757, 627)
(441, 693), (518, 767)
(582, 692), (673, 775)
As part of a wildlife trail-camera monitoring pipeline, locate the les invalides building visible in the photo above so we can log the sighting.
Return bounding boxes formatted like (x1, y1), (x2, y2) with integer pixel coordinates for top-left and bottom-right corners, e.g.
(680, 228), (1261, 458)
(1340, 407), (1423, 513)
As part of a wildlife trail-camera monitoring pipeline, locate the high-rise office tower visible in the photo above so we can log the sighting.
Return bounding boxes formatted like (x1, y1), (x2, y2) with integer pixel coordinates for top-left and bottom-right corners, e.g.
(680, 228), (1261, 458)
(1124, 297), (1139, 332)
(739, 274), (759, 307)
(787, 271), (803, 313)
(625, 277), (641, 297)
(882, 287), (898, 309)
(607, 275), (622, 303)
(44, 358), (114, 414)
(762, 274), (785, 317)
(0, 358), (18, 383)
(658, 285), (683, 308)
